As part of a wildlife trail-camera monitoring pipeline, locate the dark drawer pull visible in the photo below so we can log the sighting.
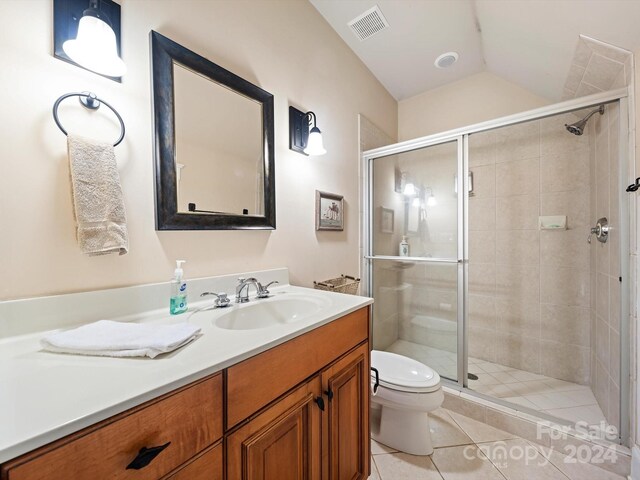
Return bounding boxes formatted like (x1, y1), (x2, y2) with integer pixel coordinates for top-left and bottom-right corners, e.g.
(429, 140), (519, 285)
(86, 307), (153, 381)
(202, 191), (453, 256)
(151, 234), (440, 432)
(314, 396), (325, 411)
(126, 442), (171, 470)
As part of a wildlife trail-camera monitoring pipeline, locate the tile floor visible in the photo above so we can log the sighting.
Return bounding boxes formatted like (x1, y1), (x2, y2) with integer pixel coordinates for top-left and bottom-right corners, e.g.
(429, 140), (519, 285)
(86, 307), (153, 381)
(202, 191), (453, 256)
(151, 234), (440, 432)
(369, 408), (625, 480)
(386, 340), (610, 431)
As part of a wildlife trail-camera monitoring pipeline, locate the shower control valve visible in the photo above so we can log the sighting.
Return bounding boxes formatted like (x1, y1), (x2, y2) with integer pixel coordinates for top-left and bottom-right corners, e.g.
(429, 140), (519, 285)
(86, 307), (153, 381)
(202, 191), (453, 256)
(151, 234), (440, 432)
(588, 217), (609, 244)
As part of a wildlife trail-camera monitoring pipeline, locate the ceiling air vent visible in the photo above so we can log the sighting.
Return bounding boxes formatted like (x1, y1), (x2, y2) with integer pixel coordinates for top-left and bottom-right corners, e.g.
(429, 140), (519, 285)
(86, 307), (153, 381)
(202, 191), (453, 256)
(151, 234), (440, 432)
(348, 5), (389, 41)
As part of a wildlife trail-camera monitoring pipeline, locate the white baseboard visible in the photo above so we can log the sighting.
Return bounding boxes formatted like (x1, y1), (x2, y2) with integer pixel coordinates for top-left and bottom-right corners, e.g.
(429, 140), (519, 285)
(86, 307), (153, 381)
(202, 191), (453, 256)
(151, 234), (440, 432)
(631, 445), (640, 480)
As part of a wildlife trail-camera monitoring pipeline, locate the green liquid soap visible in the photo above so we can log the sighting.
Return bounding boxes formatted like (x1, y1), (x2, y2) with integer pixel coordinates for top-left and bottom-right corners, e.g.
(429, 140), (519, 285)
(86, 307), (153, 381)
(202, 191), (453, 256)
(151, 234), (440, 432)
(170, 295), (187, 315)
(170, 260), (188, 315)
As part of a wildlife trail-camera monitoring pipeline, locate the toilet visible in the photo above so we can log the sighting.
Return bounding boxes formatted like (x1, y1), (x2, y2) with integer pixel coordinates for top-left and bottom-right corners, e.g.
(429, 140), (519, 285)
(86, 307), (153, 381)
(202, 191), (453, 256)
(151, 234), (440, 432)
(370, 350), (444, 456)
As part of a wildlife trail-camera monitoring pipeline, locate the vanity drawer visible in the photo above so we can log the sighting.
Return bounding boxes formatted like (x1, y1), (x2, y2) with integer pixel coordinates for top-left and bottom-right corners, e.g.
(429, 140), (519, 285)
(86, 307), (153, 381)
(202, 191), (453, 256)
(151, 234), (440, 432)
(167, 442), (223, 480)
(226, 306), (369, 428)
(1, 373), (223, 480)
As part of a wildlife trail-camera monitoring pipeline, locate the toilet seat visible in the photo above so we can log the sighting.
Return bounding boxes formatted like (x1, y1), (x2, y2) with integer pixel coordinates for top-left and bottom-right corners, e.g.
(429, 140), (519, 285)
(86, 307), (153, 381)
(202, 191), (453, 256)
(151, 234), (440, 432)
(371, 350), (441, 393)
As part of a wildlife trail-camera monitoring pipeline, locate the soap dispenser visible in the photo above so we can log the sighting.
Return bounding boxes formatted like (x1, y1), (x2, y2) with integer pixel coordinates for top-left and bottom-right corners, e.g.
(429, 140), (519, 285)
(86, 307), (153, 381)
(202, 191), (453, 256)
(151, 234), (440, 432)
(399, 236), (409, 257)
(170, 260), (188, 315)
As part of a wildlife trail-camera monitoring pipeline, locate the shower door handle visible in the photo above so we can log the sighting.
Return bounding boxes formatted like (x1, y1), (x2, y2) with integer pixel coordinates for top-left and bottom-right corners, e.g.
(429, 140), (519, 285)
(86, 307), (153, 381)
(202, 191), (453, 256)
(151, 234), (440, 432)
(588, 217), (609, 244)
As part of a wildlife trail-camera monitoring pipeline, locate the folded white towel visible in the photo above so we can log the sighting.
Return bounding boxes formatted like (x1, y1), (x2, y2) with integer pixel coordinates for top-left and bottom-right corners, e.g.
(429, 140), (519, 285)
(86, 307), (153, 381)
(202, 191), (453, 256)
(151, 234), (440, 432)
(41, 320), (201, 358)
(68, 134), (128, 256)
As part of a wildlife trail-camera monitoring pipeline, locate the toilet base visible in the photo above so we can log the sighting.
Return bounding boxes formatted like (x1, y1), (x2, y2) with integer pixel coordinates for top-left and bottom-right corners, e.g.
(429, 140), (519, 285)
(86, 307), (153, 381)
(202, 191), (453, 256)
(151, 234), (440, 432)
(372, 405), (434, 456)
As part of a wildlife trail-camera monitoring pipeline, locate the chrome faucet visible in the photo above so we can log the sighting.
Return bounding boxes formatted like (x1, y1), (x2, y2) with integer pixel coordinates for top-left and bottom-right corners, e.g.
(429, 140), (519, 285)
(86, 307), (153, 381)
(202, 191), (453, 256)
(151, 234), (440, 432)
(236, 278), (259, 303)
(235, 278), (280, 303)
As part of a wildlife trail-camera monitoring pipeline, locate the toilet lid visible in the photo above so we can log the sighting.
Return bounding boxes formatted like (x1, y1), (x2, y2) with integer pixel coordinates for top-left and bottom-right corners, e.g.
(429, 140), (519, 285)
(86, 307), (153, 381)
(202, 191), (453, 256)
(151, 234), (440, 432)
(371, 350), (441, 393)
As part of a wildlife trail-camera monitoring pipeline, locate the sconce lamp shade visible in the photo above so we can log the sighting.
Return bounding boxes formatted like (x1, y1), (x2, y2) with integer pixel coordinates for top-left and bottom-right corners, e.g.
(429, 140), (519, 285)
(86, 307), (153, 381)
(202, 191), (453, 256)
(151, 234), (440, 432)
(403, 182), (417, 196)
(54, 0), (124, 80)
(304, 126), (326, 156)
(289, 107), (327, 156)
(63, 12), (126, 77)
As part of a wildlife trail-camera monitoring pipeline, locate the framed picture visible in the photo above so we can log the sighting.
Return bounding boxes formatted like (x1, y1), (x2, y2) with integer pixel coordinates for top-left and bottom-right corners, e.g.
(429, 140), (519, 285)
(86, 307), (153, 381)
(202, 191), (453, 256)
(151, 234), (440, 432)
(380, 207), (394, 233)
(316, 190), (344, 231)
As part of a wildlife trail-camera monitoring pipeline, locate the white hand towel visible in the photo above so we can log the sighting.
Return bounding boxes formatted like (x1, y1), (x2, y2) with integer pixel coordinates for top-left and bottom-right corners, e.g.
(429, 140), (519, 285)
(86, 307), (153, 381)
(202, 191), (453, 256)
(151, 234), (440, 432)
(41, 320), (201, 358)
(68, 134), (128, 256)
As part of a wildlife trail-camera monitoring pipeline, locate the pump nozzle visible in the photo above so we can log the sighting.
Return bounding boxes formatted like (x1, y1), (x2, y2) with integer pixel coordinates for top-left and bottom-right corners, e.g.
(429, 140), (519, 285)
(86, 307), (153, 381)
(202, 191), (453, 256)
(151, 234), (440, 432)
(174, 260), (186, 280)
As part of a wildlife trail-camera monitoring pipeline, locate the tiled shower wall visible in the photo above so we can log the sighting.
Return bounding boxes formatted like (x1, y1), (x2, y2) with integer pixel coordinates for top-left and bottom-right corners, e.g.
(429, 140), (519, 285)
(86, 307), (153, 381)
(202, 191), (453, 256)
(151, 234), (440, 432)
(468, 112), (594, 385)
(590, 103), (622, 428)
(563, 35), (632, 101)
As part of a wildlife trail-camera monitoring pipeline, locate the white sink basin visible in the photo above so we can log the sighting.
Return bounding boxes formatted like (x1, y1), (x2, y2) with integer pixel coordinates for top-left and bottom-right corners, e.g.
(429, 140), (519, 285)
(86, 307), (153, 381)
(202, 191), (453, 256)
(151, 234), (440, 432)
(214, 294), (331, 330)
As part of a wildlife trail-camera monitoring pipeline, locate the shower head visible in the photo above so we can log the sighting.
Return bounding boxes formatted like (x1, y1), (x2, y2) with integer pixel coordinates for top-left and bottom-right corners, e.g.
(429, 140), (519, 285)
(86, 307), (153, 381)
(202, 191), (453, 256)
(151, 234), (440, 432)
(565, 105), (605, 136)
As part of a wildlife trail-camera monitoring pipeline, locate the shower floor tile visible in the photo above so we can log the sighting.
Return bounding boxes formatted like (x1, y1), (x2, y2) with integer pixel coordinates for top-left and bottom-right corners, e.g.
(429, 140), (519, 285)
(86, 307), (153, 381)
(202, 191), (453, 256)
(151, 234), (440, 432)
(384, 340), (611, 433)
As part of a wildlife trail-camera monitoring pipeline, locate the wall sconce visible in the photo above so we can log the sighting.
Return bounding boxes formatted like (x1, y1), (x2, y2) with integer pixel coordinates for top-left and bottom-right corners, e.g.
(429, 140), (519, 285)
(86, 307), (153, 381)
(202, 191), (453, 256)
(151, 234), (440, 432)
(53, 0), (125, 80)
(426, 189), (437, 206)
(289, 107), (327, 156)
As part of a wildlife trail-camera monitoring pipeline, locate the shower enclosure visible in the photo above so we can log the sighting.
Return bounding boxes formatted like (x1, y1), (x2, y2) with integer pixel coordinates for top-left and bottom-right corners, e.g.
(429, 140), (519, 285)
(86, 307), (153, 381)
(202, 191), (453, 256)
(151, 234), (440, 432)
(362, 89), (630, 444)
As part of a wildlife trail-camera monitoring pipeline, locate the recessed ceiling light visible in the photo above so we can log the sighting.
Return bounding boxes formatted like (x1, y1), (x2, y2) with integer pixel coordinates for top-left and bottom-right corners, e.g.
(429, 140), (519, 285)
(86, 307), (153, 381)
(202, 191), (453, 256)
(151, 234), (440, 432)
(434, 52), (459, 69)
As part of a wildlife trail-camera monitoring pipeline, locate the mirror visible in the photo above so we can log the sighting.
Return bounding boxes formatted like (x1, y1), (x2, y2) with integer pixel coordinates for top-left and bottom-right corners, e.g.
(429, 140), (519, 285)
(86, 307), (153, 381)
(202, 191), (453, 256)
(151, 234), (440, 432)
(150, 31), (275, 230)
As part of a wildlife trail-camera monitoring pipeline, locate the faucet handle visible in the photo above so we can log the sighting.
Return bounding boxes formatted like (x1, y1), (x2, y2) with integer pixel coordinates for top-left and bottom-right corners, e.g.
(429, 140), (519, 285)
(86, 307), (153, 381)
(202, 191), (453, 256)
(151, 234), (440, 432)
(200, 292), (231, 308)
(256, 280), (279, 299)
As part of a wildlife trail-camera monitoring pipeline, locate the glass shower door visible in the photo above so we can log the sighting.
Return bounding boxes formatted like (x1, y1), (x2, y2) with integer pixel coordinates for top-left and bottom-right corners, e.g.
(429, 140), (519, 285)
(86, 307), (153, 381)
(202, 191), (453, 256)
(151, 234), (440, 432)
(367, 138), (465, 383)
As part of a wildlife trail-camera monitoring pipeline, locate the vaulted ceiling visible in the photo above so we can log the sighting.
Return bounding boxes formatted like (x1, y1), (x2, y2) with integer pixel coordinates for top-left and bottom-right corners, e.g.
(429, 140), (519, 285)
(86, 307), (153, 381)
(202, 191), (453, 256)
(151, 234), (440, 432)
(309, 0), (640, 101)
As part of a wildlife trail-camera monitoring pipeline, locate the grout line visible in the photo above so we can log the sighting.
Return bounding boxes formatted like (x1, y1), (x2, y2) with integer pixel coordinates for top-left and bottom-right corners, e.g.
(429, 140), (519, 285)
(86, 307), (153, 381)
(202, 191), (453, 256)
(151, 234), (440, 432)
(524, 440), (573, 479)
(370, 451), (398, 457)
(475, 445), (510, 480)
(426, 452), (446, 480)
(370, 455), (382, 479)
(477, 439), (519, 478)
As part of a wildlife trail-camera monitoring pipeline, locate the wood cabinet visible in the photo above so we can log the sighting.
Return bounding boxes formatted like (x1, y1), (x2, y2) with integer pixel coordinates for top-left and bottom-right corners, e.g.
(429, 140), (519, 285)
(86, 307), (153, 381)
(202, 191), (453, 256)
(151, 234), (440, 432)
(226, 307), (369, 429)
(1, 374), (223, 480)
(227, 378), (323, 480)
(168, 443), (223, 480)
(322, 343), (369, 480)
(227, 342), (370, 480)
(1, 307), (370, 480)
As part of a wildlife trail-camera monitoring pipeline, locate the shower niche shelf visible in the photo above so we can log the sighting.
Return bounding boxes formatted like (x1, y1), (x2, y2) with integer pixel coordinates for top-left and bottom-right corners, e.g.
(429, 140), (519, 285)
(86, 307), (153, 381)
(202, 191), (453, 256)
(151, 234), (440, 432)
(538, 215), (567, 230)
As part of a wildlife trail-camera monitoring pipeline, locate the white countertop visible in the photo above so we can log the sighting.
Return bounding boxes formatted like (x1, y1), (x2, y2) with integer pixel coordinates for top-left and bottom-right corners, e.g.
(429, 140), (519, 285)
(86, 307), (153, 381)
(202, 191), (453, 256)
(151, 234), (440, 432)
(0, 281), (372, 463)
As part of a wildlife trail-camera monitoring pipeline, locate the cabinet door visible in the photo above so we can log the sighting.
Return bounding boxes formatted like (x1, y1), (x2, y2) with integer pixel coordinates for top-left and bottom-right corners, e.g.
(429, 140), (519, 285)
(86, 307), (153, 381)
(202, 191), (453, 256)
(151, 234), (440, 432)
(321, 343), (369, 480)
(227, 377), (322, 480)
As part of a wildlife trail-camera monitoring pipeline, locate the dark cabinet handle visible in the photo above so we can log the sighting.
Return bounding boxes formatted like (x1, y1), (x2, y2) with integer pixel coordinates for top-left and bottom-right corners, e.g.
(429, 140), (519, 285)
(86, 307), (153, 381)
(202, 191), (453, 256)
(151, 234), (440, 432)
(126, 442), (171, 470)
(314, 396), (325, 411)
(324, 389), (334, 401)
(371, 367), (379, 394)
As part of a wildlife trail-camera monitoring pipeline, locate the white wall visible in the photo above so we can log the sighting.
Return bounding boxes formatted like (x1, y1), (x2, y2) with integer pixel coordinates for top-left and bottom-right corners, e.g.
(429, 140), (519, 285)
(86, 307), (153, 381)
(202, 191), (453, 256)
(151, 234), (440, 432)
(398, 71), (550, 141)
(0, 0), (397, 300)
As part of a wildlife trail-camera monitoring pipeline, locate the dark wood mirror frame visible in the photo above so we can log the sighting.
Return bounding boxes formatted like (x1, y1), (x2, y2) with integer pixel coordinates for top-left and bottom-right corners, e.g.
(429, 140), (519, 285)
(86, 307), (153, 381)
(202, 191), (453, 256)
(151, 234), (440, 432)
(150, 31), (276, 230)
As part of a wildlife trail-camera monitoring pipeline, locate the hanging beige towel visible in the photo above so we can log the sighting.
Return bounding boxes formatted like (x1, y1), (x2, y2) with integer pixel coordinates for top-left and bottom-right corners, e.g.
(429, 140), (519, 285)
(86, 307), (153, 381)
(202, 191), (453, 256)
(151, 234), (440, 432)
(68, 134), (128, 255)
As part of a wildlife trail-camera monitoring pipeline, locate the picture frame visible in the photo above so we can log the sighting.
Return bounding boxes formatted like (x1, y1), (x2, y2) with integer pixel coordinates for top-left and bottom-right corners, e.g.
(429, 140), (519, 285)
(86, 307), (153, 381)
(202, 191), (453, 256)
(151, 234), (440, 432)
(380, 207), (394, 233)
(316, 190), (344, 231)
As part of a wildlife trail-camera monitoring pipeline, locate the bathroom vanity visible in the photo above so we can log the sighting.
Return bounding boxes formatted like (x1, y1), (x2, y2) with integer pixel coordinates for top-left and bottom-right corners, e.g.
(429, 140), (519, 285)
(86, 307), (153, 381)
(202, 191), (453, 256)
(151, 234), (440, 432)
(0, 269), (371, 480)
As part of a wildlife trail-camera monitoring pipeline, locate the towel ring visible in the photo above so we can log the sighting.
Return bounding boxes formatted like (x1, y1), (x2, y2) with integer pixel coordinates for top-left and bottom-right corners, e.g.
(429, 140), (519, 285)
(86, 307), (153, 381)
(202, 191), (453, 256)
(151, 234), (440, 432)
(53, 92), (125, 147)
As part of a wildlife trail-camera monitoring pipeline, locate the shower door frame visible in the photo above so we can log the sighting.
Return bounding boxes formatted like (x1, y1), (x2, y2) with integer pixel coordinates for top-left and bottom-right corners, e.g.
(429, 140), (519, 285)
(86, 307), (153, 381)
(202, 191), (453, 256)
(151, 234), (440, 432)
(362, 87), (631, 443)
(363, 134), (468, 384)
